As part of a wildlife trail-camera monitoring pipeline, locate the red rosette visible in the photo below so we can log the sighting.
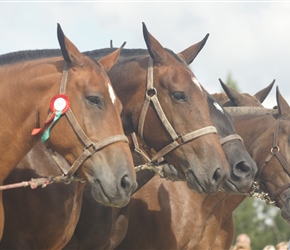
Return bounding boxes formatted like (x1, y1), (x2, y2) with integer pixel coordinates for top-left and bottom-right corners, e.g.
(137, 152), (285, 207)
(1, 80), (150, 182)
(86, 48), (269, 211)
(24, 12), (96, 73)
(50, 94), (70, 114)
(44, 94), (70, 124)
(31, 94), (70, 136)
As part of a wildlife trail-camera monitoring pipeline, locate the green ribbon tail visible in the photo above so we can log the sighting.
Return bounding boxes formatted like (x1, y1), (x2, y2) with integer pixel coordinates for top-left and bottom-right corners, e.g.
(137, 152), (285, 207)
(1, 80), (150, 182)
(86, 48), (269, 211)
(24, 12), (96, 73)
(41, 110), (62, 142)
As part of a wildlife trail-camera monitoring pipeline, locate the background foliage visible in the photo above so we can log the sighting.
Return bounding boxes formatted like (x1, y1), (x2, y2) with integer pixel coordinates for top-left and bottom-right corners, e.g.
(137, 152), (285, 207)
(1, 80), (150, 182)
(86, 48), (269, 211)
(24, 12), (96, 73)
(233, 198), (290, 249)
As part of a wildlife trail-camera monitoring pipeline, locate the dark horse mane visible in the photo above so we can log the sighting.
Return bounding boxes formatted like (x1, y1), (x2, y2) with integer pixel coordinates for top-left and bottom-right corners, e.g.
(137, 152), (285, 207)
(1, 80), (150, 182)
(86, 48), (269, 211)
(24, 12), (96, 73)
(88, 47), (182, 62)
(85, 48), (149, 58)
(0, 49), (62, 65)
(0, 47), (180, 65)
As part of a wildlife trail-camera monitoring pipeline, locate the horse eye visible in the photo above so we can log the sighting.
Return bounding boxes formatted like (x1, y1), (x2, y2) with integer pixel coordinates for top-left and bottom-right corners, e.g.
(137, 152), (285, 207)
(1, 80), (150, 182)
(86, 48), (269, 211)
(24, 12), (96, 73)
(87, 96), (103, 108)
(173, 92), (187, 102)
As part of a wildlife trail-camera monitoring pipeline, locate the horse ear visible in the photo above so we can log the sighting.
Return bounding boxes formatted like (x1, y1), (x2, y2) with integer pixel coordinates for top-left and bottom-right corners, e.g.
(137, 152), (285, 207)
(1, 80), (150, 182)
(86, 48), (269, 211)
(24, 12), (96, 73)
(57, 23), (84, 67)
(142, 22), (168, 65)
(276, 86), (290, 119)
(98, 42), (126, 73)
(219, 78), (241, 106)
(178, 34), (209, 65)
(254, 79), (275, 103)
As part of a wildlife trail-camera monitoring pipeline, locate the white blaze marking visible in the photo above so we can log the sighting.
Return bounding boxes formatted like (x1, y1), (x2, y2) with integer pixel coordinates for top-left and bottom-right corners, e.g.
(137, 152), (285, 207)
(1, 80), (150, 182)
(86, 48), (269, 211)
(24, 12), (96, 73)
(192, 77), (203, 92)
(213, 102), (224, 114)
(108, 83), (116, 104)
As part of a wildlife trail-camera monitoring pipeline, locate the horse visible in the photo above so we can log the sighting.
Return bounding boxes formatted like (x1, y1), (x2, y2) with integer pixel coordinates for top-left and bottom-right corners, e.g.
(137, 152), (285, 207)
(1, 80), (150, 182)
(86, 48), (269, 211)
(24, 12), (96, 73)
(0, 24), (138, 247)
(63, 90), (258, 250)
(117, 85), (290, 250)
(6, 22), (232, 192)
(1, 23), (255, 249)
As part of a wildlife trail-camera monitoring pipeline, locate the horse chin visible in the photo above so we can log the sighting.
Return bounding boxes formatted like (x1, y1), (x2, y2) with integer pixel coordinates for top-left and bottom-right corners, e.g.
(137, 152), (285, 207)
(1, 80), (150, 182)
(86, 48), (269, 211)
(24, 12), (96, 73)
(281, 207), (290, 224)
(186, 170), (207, 193)
(221, 179), (250, 194)
(279, 196), (290, 224)
(82, 170), (132, 208)
(162, 165), (207, 192)
(160, 164), (207, 192)
(162, 164), (186, 182)
(90, 180), (130, 208)
(220, 180), (239, 193)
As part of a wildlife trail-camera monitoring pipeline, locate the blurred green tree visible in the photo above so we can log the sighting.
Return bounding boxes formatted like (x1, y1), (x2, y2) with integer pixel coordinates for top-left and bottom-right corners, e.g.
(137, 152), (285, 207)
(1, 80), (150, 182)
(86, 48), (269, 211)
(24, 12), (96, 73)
(234, 198), (290, 249)
(222, 72), (241, 92)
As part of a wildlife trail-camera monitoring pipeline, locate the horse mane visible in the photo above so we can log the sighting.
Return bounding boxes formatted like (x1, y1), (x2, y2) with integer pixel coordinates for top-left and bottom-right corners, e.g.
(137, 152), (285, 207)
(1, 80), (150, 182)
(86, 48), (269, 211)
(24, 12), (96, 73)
(0, 46), (181, 66)
(84, 48), (149, 58)
(0, 49), (62, 65)
(224, 107), (278, 117)
(84, 47), (182, 62)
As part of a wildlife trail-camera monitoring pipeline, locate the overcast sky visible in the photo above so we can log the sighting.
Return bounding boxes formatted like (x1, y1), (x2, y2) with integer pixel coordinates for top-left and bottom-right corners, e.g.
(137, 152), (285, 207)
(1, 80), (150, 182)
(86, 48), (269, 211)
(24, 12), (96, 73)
(1, 1), (289, 108)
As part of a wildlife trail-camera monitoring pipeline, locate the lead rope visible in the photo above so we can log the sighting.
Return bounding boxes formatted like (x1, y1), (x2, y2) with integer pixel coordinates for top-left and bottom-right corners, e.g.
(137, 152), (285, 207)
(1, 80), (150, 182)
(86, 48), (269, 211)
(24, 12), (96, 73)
(0, 175), (85, 191)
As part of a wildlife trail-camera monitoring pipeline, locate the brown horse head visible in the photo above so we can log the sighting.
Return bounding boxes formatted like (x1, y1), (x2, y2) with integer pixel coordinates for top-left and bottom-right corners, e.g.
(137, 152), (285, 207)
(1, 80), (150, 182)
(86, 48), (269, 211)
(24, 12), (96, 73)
(49, 24), (136, 207)
(212, 80), (277, 193)
(226, 87), (290, 223)
(207, 94), (257, 193)
(105, 23), (229, 193)
(0, 24), (137, 207)
(260, 87), (290, 222)
(217, 78), (275, 107)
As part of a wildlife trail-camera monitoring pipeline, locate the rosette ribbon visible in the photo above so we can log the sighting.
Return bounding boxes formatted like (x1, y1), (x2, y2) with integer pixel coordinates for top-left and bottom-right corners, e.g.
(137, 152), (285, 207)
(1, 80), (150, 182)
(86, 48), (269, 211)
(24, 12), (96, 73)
(31, 94), (70, 142)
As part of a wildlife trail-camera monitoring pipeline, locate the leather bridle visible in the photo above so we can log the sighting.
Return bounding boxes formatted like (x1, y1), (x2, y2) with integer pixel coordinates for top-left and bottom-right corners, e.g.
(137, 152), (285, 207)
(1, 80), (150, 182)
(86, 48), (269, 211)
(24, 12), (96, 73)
(41, 63), (129, 178)
(134, 58), (244, 181)
(137, 57), (218, 162)
(251, 118), (290, 205)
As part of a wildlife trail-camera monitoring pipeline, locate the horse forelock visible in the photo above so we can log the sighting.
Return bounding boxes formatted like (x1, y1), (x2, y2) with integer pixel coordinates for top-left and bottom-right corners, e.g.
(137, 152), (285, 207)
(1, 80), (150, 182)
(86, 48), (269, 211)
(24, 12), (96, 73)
(164, 48), (183, 63)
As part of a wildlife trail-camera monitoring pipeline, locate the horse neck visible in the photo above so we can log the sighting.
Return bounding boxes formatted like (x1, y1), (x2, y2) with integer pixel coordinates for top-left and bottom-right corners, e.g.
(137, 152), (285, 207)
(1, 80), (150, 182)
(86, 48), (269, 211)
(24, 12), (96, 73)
(0, 60), (61, 179)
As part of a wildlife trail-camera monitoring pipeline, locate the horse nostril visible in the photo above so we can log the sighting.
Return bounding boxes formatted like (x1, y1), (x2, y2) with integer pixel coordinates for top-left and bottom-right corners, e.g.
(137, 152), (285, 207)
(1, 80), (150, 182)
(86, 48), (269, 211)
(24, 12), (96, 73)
(213, 168), (222, 183)
(120, 175), (131, 191)
(234, 161), (250, 177)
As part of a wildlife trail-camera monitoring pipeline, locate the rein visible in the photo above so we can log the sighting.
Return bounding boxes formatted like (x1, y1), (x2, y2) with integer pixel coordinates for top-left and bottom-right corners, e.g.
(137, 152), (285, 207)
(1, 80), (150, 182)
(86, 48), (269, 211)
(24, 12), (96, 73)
(249, 118), (290, 205)
(33, 62), (129, 178)
(137, 57), (217, 162)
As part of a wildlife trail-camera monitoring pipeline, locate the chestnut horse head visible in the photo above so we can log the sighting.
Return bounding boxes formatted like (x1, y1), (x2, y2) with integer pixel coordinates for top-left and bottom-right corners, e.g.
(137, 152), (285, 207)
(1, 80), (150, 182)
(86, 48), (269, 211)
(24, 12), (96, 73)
(86, 23), (229, 193)
(252, 88), (290, 222)
(0, 24), (137, 208)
